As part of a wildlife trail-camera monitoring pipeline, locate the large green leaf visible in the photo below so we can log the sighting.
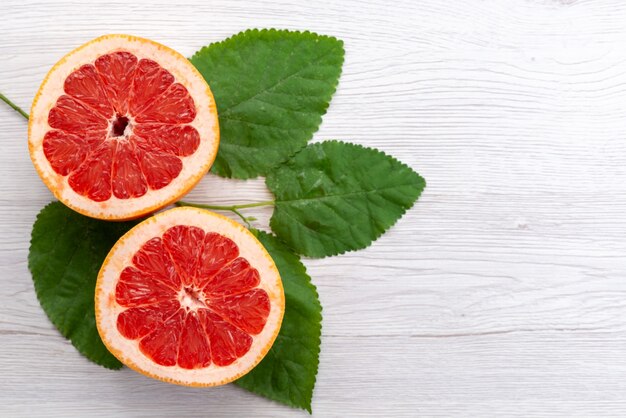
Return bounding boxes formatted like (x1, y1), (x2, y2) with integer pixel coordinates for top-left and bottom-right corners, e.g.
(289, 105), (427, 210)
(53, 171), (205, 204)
(235, 230), (322, 412)
(28, 203), (324, 412)
(28, 202), (138, 369)
(266, 140), (426, 257)
(190, 29), (344, 179)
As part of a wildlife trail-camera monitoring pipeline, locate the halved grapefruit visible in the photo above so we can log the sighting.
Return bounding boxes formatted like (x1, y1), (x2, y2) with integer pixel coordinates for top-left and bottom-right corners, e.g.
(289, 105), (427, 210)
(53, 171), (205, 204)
(95, 207), (285, 386)
(28, 34), (219, 220)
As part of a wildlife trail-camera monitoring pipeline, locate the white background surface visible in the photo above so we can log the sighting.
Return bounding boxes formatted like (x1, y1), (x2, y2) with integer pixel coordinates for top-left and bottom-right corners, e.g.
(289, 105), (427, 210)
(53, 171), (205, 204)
(2, 0), (626, 416)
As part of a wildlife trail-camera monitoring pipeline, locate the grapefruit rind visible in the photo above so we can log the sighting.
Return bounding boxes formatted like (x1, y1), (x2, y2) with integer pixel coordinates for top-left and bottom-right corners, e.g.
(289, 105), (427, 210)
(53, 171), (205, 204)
(28, 34), (220, 220)
(95, 207), (285, 387)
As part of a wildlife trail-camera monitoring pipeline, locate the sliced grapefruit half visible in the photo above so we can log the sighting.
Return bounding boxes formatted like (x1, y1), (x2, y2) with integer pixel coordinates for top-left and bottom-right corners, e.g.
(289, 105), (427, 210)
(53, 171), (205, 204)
(28, 34), (219, 220)
(95, 207), (285, 386)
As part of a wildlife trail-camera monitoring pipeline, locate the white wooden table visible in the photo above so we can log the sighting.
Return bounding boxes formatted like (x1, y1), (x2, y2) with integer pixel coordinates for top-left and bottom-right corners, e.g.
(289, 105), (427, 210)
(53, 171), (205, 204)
(2, 0), (626, 416)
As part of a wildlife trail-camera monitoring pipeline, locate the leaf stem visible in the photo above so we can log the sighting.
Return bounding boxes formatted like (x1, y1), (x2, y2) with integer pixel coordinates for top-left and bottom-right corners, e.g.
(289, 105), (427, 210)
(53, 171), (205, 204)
(0, 92), (29, 120)
(177, 200), (275, 211)
(231, 208), (252, 229)
(175, 200), (275, 228)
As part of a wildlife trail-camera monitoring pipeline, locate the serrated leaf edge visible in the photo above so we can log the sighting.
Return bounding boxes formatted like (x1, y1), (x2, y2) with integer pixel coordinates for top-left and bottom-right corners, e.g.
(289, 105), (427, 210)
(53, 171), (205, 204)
(28, 201), (123, 370)
(236, 230), (322, 412)
(190, 27), (344, 64)
(267, 140), (426, 258)
(191, 28), (345, 179)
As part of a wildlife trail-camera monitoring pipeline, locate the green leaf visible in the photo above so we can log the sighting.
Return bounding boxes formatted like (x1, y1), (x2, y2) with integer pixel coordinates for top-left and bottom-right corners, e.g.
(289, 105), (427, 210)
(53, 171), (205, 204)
(190, 28), (344, 179)
(235, 230), (322, 413)
(266, 140), (426, 257)
(28, 202), (138, 369)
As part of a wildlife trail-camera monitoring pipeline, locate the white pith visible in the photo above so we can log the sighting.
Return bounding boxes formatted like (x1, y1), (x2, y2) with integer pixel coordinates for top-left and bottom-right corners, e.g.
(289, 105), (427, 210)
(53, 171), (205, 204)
(95, 207), (285, 386)
(28, 35), (219, 220)
(178, 286), (209, 311)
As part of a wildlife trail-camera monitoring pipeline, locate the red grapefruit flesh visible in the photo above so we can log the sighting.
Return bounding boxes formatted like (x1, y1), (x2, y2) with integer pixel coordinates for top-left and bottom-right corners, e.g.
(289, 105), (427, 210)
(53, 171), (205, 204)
(96, 207), (285, 386)
(29, 35), (219, 220)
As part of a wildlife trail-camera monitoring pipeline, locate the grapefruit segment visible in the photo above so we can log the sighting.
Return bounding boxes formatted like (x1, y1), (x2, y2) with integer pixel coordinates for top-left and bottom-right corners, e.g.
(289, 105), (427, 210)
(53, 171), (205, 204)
(96, 207), (285, 386)
(133, 142), (183, 190)
(202, 309), (253, 367)
(29, 35), (219, 219)
(202, 258), (260, 296)
(111, 141), (147, 199)
(177, 313), (212, 370)
(94, 51), (138, 114)
(63, 64), (114, 119)
(117, 300), (180, 340)
(162, 225), (206, 283)
(116, 266), (177, 307)
(133, 124), (200, 157)
(195, 232), (239, 286)
(209, 289), (271, 334)
(131, 237), (181, 289)
(139, 309), (186, 367)
(42, 130), (91, 176)
(68, 140), (116, 202)
(129, 58), (175, 116)
(48, 95), (108, 133)
(135, 83), (196, 124)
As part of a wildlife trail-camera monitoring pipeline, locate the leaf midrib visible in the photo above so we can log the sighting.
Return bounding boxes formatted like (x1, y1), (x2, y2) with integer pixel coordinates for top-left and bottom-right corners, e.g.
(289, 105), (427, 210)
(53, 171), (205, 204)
(274, 181), (421, 205)
(220, 46), (339, 117)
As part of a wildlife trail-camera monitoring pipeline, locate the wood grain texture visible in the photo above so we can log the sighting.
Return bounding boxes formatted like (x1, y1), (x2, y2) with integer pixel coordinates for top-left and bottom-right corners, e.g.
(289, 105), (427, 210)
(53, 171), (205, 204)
(2, 0), (626, 416)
